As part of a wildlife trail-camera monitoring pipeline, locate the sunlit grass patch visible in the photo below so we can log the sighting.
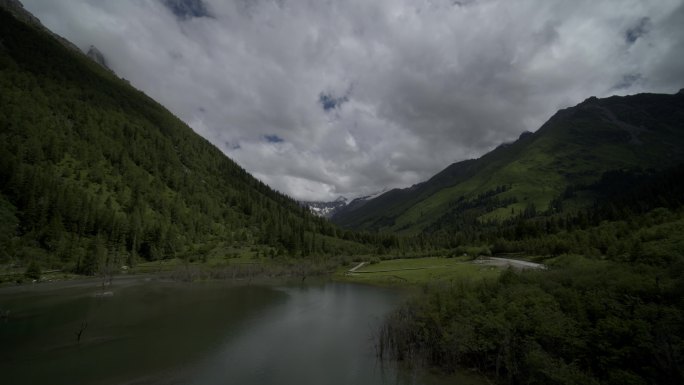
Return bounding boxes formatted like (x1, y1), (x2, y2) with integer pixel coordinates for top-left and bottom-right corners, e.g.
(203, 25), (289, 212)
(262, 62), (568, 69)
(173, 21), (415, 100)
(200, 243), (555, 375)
(341, 257), (501, 286)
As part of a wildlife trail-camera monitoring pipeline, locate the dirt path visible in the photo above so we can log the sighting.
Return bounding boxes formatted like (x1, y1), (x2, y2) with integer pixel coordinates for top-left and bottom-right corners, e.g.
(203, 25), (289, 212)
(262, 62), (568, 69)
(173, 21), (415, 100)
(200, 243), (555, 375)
(475, 257), (546, 270)
(347, 262), (367, 274)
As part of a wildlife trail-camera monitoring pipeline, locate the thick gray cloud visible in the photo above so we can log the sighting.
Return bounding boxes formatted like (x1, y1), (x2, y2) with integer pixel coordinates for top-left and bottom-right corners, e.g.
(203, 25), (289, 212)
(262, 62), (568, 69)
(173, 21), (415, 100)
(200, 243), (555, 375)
(21, 0), (684, 201)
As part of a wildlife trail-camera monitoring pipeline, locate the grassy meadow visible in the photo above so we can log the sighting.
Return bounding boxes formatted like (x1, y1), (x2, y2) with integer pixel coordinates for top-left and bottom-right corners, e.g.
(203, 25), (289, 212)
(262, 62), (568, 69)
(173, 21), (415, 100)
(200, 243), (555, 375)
(339, 256), (503, 286)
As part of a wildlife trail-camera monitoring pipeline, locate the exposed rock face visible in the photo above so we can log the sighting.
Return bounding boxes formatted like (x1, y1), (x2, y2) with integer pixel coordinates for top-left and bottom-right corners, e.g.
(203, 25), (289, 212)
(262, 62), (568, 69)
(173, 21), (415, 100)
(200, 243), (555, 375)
(86, 45), (110, 70)
(0, 0), (39, 24)
(0, 0), (81, 52)
(301, 197), (348, 218)
(1, 1), (115, 74)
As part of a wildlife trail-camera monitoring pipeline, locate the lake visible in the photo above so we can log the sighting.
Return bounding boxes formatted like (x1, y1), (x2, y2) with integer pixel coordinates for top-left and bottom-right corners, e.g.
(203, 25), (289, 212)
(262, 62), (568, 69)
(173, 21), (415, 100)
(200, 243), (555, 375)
(0, 277), (483, 385)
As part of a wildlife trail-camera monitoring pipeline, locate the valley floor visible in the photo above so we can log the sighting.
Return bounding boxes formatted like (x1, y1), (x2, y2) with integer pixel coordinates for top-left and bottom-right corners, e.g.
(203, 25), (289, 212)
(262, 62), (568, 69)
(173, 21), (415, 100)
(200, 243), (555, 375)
(337, 256), (539, 286)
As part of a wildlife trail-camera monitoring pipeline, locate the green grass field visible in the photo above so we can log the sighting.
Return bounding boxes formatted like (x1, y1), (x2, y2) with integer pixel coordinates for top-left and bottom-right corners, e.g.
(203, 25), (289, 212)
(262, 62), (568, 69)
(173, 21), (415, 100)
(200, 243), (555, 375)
(130, 250), (268, 274)
(339, 257), (502, 286)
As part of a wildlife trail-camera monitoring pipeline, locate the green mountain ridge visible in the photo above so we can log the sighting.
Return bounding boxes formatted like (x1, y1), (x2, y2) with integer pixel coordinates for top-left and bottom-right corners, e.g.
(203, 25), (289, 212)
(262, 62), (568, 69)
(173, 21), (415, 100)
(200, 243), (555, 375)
(0, 6), (372, 273)
(332, 90), (684, 234)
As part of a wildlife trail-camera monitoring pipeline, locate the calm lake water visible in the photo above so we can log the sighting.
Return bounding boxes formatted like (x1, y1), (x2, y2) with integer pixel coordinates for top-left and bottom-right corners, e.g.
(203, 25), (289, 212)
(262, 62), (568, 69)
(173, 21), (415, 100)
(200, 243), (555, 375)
(0, 277), (483, 385)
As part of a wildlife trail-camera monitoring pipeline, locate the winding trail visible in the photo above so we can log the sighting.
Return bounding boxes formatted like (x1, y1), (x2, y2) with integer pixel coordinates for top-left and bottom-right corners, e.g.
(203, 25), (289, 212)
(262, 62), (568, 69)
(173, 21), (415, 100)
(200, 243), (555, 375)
(345, 257), (545, 277)
(347, 262), (367, 274)
(475, 257), (546, 270)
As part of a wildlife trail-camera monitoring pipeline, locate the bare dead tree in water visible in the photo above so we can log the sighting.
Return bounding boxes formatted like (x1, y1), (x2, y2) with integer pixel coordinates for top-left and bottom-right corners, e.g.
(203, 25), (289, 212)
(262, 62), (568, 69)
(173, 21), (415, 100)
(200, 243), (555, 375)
(75, 321), (88, 343)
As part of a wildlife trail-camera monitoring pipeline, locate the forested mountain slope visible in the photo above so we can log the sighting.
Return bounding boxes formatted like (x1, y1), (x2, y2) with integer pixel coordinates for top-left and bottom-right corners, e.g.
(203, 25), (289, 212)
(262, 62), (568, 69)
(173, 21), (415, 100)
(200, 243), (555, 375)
(333, 90), (684, 234)
(0, 7), (369, 273)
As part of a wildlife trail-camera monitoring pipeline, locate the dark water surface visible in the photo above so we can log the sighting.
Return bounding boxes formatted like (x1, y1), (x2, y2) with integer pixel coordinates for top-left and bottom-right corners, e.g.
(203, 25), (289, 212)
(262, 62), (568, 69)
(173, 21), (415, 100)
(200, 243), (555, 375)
(0, 277), (483, 385)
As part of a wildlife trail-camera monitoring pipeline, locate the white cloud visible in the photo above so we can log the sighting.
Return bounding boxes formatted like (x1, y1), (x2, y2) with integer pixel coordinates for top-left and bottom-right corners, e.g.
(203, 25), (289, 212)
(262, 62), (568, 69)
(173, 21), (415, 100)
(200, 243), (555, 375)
(21, 0), (684, 201)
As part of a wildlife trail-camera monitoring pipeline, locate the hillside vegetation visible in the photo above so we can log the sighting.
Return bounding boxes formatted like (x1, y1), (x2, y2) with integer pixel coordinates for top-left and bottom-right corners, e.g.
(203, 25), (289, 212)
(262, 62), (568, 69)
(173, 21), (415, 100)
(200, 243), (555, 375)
(323, 51), (684, 385)
(379, 255), (684, 385)
(377, 163), (684, 384)
(1, 4), (683, 384)
(333, 91), (684, 234)
(0, 8), (381, 276)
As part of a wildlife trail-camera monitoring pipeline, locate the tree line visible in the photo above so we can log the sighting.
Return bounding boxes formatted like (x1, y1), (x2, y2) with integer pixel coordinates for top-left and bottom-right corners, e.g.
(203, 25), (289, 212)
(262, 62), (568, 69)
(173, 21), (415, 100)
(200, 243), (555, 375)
(377, 165), (684, 384)
(0, 9), (405, 275)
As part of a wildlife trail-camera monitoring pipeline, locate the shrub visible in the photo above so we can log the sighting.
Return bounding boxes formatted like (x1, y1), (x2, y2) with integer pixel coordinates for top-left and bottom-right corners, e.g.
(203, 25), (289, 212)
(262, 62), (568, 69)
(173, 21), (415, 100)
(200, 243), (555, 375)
(24, 260), (41, 280)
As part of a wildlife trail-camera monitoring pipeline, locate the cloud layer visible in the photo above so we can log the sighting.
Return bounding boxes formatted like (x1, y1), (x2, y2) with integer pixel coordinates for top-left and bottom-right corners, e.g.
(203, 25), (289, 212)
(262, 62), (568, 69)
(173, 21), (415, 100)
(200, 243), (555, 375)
(22, 0), (684, 201)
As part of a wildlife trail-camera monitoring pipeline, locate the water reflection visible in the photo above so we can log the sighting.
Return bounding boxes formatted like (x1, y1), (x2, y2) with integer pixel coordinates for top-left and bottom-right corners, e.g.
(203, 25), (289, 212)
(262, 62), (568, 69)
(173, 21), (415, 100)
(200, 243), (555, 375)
(0, 278), (483, 385)
(188, 283), (402, 385)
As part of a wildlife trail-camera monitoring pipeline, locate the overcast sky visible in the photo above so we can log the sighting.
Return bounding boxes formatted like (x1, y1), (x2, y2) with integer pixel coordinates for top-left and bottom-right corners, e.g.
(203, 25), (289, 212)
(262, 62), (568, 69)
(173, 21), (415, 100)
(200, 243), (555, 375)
(21, 0), (684, 201)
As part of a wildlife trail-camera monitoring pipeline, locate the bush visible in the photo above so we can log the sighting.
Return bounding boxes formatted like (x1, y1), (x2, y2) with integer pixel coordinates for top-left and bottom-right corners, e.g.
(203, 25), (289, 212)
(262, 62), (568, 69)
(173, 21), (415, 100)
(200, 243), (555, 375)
(24, 260), (41, 280)
(451, 245), (492, 259)
(378, 260), (684, 384)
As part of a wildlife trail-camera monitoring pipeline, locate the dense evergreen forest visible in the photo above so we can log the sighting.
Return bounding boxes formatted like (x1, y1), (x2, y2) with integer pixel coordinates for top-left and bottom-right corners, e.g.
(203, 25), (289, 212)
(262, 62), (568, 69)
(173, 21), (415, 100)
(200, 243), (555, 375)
(380, 255), (684, 385)
(333, 90), (684, 234)
(422, 165), (684, 259)
(1, 5), (683, 383)
(379, 165), (684, 384)
(0, 8), (404, 275)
